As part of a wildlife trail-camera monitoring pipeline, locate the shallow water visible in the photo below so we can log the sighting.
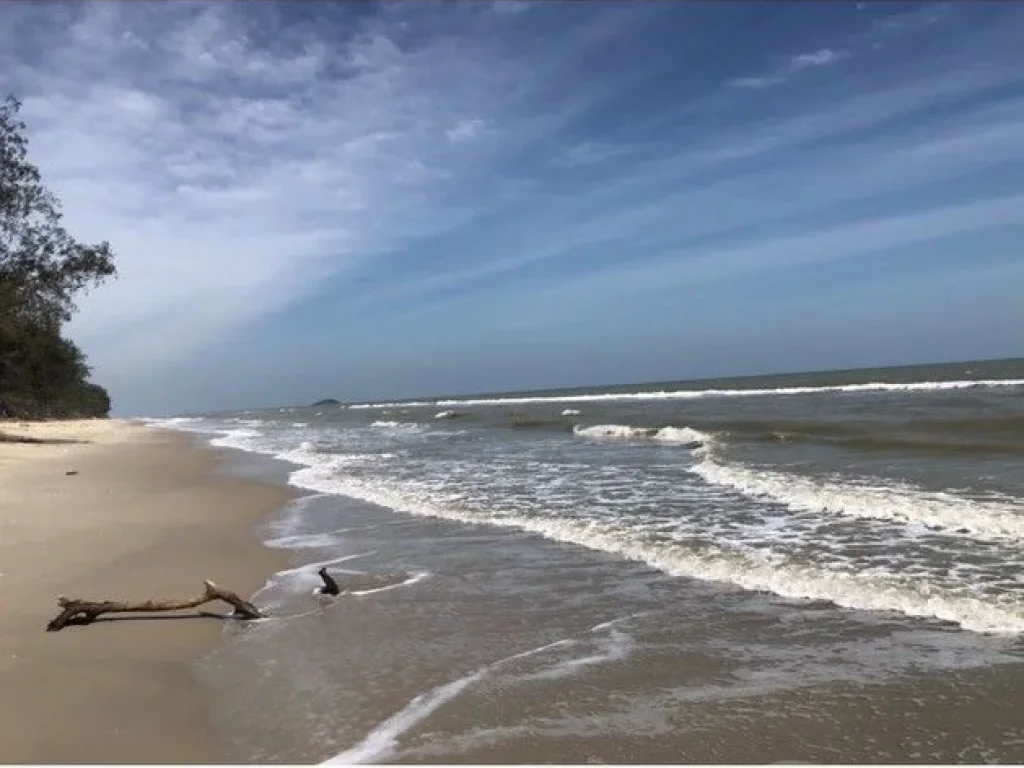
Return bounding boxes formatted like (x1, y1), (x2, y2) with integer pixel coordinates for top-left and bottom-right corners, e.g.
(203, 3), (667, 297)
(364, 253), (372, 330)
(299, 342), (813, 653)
(157, 359), (1024, 763)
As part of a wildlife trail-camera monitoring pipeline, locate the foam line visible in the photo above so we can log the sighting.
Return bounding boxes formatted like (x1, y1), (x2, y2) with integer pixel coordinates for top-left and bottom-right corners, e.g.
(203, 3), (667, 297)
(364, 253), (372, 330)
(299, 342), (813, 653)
(344, 378), (1024, 409)
(523, 629), (634, 682)
(284, 469), (1024, 634)
(347, 571), (430, 597)
(691, 457), (1024, 541)
(322, 637), (576, 764)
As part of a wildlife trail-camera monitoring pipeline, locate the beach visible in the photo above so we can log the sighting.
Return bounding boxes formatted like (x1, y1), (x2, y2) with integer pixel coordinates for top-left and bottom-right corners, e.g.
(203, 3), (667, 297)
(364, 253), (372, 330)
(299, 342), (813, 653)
(3, 360), (1023, 764)
(0, 420), (293, 763)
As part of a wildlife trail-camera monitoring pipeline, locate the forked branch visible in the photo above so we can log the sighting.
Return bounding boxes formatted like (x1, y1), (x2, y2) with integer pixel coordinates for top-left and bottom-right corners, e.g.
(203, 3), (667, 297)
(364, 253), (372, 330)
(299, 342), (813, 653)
(46, 580), (264, 631)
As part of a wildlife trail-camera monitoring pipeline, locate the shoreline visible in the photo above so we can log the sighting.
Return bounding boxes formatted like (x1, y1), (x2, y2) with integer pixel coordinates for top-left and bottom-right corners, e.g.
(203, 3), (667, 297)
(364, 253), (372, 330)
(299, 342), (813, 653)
(0, 419), (295, 763)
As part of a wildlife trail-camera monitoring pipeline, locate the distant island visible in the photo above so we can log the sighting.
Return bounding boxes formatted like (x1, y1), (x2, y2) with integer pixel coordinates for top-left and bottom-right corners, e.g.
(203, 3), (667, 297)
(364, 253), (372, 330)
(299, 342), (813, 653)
(311, 398), (340, 406)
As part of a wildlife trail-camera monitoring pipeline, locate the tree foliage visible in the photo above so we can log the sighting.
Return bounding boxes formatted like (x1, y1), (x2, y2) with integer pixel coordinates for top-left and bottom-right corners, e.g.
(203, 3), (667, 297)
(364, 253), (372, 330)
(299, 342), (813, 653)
(0, 95), (116, 419)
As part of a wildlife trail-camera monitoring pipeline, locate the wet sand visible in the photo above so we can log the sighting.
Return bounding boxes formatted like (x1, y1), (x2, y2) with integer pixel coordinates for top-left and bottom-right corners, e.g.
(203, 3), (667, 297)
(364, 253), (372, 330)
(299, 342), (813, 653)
(0, 420), (293, 763)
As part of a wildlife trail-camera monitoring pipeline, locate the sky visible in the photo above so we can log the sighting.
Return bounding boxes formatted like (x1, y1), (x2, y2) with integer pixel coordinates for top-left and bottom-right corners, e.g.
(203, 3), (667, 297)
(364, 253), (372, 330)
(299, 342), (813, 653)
(2, 0), (1023, 416)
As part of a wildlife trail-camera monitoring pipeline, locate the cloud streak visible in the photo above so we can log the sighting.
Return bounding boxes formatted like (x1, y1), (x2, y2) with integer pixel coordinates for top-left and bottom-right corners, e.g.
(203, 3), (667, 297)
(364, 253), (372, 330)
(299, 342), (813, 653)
(731, 47), (849, 89)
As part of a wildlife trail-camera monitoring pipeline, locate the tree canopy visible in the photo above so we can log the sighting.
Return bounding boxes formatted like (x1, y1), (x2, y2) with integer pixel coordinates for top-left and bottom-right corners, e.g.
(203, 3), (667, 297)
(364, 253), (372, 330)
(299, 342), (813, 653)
(0, 95), (117, 419)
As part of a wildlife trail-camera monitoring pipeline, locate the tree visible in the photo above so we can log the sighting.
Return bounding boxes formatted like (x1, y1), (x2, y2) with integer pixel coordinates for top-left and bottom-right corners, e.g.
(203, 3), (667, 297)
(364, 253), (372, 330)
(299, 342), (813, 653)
(1, 95), (116, 329)
(0, 94), (117, 419)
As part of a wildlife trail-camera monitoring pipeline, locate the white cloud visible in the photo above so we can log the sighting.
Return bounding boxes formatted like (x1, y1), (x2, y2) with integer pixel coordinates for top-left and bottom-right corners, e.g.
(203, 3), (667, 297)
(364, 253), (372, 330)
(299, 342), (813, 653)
(491, 1), (533, 16)
(554, 141), (634, 168)
(729, 75), (787, 90)
(614, 192), (1024, 295)
(446, 118), (486, 143)
(732, 46), (849, 89)
(789, 48), (847, 70)
(872, 3), (949, 34)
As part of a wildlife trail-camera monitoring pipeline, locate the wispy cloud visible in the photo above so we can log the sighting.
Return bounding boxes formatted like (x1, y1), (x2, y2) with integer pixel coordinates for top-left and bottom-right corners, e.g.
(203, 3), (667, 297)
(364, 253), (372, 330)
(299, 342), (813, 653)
(871, 2), (951, 34)
(491, 1), (534, 16)
(789, 48), (847, 70)
(446, 118), (487, 144)
(1, 0), (1022, 412)
(731, 47), (849, 89)
(553, 141), (635, 168)
(536, 192), (1024, 319)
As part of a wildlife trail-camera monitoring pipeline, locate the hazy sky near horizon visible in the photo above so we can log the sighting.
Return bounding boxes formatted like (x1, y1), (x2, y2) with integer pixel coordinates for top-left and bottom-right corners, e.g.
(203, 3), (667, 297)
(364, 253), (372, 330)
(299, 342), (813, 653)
(2, 1), (1023, 415)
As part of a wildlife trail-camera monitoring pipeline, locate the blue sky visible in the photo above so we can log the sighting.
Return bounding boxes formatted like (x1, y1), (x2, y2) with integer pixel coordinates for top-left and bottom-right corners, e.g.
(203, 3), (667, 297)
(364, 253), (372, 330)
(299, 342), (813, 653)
(2, 1), (1023, 415)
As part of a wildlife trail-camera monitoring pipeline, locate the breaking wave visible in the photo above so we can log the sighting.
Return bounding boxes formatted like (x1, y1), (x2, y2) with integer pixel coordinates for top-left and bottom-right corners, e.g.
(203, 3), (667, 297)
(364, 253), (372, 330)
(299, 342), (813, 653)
(371, 420), (424, 433)
(151, 411), (1024, 635)
(346, 378), (1024, 410)
(573, 424), (711, 447)
(690, 456), (1024, 542)
(284, 458), (1024, 635)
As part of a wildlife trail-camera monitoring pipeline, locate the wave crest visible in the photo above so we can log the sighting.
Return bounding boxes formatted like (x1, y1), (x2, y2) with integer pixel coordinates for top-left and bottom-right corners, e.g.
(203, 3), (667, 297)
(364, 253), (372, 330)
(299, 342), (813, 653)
(346, 378), (1024, 410)
(573, 423), (710, 447)
(691, 457), (1024, 541)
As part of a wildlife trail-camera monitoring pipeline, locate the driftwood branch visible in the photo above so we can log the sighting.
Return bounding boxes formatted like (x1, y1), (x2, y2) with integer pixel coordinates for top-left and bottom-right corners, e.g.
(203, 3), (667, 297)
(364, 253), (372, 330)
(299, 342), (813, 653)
(46, 580), (263, 632)
(0, 430), (86, 445)
(317, 567), (340, 596)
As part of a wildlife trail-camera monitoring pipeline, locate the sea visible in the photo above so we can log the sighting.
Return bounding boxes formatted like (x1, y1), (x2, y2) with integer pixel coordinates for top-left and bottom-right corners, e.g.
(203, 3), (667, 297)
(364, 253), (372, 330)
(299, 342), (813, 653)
(150, 358), (1024, 764)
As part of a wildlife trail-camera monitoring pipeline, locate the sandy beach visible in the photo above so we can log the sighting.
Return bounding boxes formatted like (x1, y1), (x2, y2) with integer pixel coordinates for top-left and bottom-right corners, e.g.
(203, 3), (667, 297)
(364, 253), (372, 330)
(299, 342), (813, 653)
(0, 419), (293, 763)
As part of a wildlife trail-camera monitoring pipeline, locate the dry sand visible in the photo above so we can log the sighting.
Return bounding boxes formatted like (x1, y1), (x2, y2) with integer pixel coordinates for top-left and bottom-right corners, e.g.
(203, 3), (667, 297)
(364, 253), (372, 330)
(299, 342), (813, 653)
(0, 419), (293, 763)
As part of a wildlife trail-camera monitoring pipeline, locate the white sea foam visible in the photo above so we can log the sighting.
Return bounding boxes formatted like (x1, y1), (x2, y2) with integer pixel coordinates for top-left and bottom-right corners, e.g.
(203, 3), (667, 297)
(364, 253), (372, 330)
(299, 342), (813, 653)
(286, 463), (1024, 634)
(345, 378), (1024, 410)
(324, 669), (487, 764)
(347, 570), (431, 597)
(523, 629), (634, 682)
(144, 416), (194, 427)
(255, 551), (380, 606)
(653, 426), (712, 445)
(434, 410), (459, 419)
(573, 423), (710, 447)
(691, 457), (1024, 542)
(262, 493), (331, 542)
(561, 408), (581, 416)
(210, 428), (266, 451)
(323, 637), (578, 764)
(573, 424), (651, 440)
(371, 420), (423, 432)
(264, 531), (351, 550)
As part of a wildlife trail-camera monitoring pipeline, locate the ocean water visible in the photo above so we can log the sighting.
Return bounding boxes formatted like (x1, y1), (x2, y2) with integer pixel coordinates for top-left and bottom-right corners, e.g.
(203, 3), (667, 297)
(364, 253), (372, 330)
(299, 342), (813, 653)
(153, 359), (1024, 763)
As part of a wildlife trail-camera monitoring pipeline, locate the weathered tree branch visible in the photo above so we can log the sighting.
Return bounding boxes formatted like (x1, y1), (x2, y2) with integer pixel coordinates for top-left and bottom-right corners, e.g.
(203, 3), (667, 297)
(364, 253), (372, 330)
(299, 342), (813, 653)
(46, 580), (263, 632)
(0, 430), (86, 444)
(317, 567), (340, 596)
